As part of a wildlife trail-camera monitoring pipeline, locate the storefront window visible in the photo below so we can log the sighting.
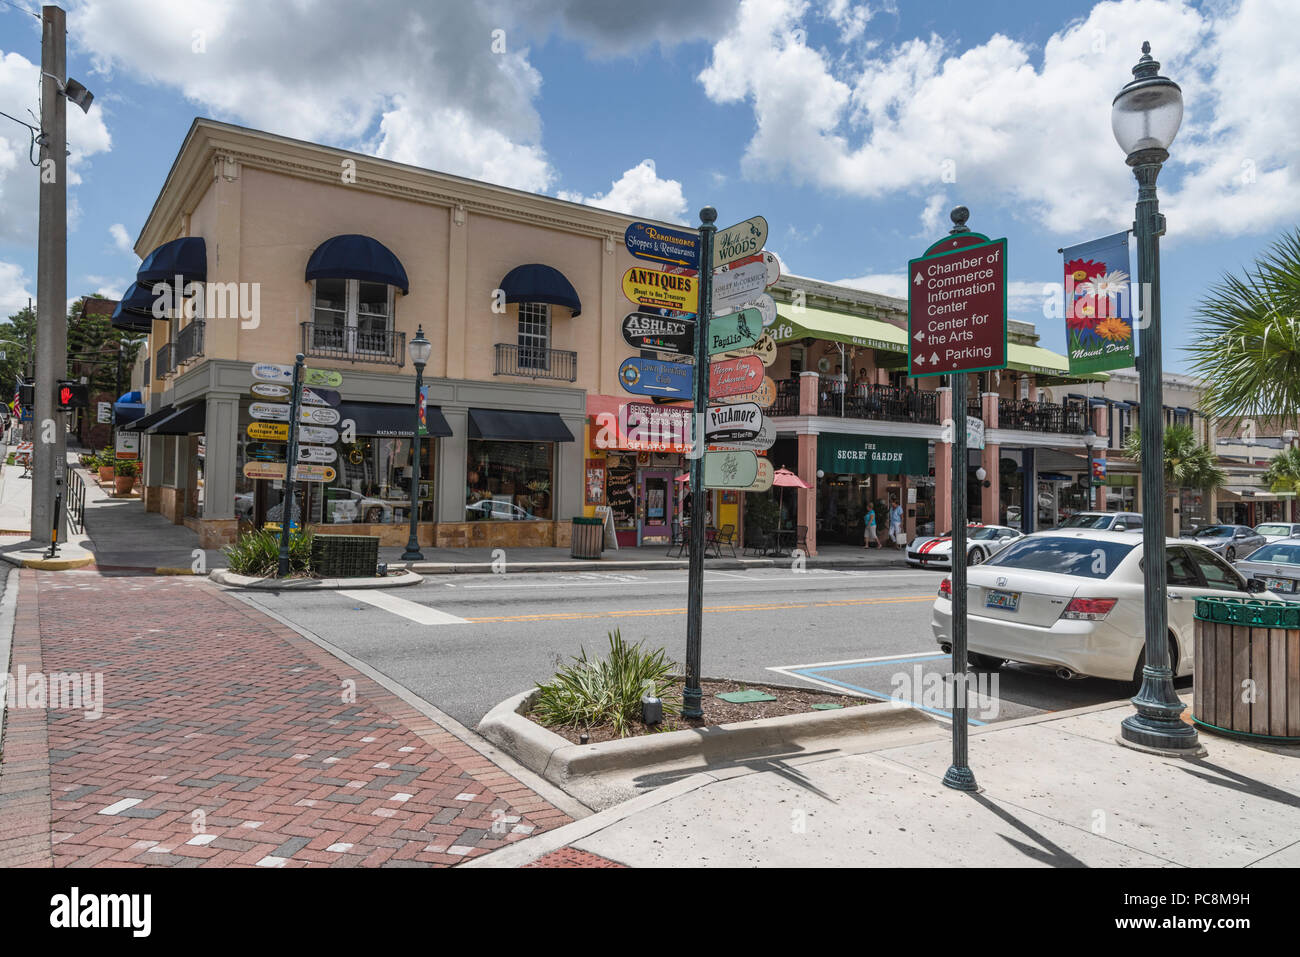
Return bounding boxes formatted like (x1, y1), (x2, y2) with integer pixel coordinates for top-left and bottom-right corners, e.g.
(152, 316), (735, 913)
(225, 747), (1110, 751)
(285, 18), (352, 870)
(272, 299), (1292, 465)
(326, 437), (433, 525)
(466, 440), (553, 521)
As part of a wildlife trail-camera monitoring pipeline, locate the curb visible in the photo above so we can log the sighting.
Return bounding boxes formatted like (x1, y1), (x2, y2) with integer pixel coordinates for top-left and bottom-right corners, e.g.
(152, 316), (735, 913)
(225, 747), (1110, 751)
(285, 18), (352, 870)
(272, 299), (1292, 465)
(477, 687), (937, 791)
(0, 551), (95, 571)
(209, 568), (423, 590)
(405, 557), (911, 575)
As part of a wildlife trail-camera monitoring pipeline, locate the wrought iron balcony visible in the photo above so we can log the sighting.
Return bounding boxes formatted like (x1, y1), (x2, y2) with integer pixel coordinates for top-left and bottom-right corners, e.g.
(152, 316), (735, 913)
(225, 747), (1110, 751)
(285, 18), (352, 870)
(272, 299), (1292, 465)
(155, 342), (174, 378)
(300, 322), (405, 366)
(997, 400), (1088, 434)
(175, 319), (205, 365)
(494, 343), (577, 382)
(783, 377), (940, 424)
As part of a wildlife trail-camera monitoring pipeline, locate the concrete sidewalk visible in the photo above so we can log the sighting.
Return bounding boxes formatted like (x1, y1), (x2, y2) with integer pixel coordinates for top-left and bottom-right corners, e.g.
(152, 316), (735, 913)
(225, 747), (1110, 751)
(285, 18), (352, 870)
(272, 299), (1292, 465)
(472, 700), (1300, 868)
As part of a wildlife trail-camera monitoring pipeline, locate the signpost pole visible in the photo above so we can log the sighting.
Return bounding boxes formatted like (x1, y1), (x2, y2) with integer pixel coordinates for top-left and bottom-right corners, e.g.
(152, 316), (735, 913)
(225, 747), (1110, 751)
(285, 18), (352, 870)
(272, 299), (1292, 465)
(277, 353), (305, 577)
(684, 207), (716, 720)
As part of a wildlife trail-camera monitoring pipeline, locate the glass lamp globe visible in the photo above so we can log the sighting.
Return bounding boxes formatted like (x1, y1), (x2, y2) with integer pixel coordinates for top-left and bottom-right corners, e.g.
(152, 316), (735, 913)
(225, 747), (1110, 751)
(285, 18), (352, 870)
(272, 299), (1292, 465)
(409, 324), (432, 369)
(1112, 43), (1183, 156)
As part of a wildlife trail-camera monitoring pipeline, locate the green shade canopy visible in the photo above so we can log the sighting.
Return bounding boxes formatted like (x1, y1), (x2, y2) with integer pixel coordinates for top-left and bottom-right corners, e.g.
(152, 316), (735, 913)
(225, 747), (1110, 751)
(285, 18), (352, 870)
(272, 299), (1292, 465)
(769, 305), (908, 354)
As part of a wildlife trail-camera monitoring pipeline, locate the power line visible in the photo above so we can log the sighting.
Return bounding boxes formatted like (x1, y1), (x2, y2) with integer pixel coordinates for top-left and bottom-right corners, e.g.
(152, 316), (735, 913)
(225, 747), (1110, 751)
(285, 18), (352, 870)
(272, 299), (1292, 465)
(0, 0), (40, 20)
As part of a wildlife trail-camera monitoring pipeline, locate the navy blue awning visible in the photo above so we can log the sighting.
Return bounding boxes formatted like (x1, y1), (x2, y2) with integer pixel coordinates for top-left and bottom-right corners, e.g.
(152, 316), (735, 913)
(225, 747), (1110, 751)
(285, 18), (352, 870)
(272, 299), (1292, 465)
(499, 264), (581, 317)
(305, 234), (409, 294)
(113, 390), (145, 424)
(146, 402), (206, 435)
(122, 404), (174, 433)
(110, 282), (156, 333)
(468, 408), (574, 442)
(137, 237), (207, 285)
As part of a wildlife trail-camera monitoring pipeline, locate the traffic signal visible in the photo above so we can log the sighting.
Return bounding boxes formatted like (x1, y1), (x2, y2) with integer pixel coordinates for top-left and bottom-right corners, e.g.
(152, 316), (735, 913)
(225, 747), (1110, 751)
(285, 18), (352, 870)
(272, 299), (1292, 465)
(19, 381), (33, 409)
(57, 380), (89, 411)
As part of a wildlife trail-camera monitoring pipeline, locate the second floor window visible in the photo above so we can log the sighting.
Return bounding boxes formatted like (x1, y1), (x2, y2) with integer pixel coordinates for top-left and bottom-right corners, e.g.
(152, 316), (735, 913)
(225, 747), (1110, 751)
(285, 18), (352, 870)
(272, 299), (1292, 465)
(518, 301), (551, 371)
(312, 278), (393, 353)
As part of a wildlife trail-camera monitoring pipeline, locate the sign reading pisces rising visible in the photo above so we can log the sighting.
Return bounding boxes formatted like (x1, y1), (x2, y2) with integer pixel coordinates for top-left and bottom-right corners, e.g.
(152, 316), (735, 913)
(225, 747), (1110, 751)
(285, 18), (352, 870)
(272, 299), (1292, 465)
(1062, 231), (1135, 375)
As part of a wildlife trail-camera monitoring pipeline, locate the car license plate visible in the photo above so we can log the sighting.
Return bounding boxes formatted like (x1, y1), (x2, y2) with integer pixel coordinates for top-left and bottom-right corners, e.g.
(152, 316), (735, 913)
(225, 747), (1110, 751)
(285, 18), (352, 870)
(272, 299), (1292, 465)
(986, 589), (1020, 611)
(1265, 577), (1295, 593)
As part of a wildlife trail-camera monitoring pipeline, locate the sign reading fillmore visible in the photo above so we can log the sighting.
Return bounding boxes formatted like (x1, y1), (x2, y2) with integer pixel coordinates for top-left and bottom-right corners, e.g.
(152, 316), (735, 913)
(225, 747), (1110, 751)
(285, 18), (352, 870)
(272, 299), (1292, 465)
(907, 237), (1007, 376)
(622, 312), (696, 354)
(622, 266), (699, 314)
(624, 222), (701, 270)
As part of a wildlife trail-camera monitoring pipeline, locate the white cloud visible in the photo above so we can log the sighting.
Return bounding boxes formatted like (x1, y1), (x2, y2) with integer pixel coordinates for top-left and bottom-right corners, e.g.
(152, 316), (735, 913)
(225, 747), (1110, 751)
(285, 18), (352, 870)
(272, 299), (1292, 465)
(108, 223), (132, 254)
(835, 272), (907, 298)
(918, 193), (947, 236)
(0, 260), (34, 317)
(81, 274), (128, 300)
(0, 50), (113, 246)
(557, 159), (689, 223)
(697, 0), (1300, 238)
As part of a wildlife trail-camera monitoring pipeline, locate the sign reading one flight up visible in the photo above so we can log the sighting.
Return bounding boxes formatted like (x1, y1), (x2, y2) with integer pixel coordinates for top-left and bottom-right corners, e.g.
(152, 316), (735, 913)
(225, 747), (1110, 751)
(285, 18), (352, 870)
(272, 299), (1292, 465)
(907, 236), (1007, 377)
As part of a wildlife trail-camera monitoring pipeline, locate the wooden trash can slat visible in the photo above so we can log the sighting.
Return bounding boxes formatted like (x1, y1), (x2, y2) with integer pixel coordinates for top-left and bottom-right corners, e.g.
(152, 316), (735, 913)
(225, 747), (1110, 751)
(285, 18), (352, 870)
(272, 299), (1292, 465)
(1193, 597), (1300, 742)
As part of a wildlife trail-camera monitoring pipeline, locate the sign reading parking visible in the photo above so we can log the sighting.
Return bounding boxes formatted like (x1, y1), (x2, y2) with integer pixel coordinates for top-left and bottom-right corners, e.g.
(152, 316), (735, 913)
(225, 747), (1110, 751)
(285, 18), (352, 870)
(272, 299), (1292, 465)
(907, 237), (1007, 377)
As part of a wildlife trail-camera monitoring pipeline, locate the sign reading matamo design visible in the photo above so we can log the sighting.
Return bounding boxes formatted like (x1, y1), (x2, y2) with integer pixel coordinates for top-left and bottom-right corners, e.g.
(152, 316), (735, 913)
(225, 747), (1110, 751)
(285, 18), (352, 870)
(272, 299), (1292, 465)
(817, 434), (929, 475)
(622, 266), (699, 314)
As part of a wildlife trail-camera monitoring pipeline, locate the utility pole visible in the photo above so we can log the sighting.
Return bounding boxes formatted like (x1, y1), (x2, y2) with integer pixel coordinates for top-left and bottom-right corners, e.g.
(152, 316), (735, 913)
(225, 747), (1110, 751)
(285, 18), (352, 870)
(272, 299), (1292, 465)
(32, 4), (68, 546)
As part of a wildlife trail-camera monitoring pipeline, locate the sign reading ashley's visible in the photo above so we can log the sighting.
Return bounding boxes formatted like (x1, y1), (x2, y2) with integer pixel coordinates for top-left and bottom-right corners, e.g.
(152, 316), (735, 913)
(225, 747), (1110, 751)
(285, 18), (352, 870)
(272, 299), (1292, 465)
(622, 266), (699, 314)
(624, 222), (701, 270)
(908, 236), (1007, 376)
(713, 215), (768, 269)
(621, 311), (696, 354)
(705, 402), (763, 442)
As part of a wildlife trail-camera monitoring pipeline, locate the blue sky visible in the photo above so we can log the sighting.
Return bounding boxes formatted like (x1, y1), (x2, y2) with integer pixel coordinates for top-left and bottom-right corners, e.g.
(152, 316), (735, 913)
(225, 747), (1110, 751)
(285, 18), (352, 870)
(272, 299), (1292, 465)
(1, 0), (1296, 374)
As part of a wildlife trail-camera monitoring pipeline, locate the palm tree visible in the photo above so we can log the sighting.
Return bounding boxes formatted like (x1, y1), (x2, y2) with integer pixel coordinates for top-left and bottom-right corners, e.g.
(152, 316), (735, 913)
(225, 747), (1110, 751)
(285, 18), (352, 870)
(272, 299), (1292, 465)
(1263, 446), (1300, 495)
(1123, 424), (1227, 492)
(1187, 229), (1300, 422)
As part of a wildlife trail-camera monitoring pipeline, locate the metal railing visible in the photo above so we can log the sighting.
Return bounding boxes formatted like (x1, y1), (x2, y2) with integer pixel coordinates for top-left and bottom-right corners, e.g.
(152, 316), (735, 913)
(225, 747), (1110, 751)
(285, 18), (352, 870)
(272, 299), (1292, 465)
(300, 322), (406, 366)
(175, 319), (205, 365)
(494, 342), (577, 382)
(997, 400), (1088, 434)
(814, 381), (940, 424)
(67, 466), (86, 533)
(156, 342), (174, 378)
(966, 397), (983, 421)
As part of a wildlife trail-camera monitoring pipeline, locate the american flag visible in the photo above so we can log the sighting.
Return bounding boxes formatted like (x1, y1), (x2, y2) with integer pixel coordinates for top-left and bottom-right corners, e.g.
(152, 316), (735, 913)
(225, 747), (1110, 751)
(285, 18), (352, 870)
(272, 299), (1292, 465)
(11, 386), (20, 421)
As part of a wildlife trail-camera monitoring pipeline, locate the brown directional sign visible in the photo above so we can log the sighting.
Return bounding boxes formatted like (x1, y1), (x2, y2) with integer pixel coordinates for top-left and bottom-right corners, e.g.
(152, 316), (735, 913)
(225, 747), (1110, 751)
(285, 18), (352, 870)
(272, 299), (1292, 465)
(907, 236), (1007, 377)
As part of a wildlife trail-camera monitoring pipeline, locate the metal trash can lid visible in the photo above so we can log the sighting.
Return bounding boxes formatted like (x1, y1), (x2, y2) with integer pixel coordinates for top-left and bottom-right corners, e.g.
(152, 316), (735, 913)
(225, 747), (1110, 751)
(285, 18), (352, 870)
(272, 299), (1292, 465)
(1194, 595), (1300, 628)
(571, 517), (603, 525)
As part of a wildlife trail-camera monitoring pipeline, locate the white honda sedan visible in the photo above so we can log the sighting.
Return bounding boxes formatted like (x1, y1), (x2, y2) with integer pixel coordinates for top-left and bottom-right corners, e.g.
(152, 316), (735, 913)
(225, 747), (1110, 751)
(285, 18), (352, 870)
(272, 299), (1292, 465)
(931, 530), (1279, 685)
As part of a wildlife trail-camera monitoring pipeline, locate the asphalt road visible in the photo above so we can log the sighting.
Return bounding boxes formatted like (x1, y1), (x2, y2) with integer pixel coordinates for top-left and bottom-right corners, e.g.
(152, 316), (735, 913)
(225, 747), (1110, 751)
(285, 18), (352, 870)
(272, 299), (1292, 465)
(236, 566), (1151, 728)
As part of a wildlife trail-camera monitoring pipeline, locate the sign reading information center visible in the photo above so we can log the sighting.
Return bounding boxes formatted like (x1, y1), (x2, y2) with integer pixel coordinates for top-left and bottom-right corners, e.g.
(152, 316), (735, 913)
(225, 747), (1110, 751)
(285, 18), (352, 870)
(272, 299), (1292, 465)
(907, 237), (1007, 377)
(817, 434), (928, 476)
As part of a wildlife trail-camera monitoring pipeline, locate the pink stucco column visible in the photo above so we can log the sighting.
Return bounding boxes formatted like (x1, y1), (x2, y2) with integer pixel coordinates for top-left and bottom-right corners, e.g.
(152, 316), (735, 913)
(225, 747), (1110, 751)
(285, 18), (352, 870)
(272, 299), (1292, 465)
(799, 370), (819, 415)
(935, 387), (953, 534)
(1092, 403), (1109, 511)
(797, 432), (817, 556)
(981, 392), (1000, 524)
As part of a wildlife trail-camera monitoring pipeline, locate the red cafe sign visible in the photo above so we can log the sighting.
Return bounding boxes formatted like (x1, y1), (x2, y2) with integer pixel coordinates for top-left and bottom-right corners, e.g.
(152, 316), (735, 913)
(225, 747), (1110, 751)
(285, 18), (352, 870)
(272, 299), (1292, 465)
(709, 355), (763, 400)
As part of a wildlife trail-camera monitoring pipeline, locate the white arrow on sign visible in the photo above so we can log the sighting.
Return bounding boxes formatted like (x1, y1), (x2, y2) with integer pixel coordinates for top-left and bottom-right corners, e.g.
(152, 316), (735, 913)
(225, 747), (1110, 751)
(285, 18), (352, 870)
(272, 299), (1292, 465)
(931, 352), (940, 364)
(914, 330), (925, 341)
(913, 273), (923, 285)
(916, 354), (926, 366)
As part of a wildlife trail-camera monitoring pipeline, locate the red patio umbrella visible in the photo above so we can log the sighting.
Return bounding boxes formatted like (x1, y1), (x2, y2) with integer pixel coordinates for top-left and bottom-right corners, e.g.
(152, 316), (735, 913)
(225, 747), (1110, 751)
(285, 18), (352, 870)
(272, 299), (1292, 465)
(772, 467), (811, 531)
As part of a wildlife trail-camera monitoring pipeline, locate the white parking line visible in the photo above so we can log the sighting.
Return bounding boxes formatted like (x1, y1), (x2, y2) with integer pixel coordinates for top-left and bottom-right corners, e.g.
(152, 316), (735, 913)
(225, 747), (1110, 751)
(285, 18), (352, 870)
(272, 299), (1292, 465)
(338, 590), (469, 625)
(769, 650), (940, 671)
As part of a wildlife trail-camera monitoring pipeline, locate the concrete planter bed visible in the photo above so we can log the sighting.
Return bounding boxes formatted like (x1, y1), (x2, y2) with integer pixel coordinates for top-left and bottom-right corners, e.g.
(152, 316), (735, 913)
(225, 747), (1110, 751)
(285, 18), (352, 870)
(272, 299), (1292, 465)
(209, 568), (422, 590)
(478, 680), (939, 809)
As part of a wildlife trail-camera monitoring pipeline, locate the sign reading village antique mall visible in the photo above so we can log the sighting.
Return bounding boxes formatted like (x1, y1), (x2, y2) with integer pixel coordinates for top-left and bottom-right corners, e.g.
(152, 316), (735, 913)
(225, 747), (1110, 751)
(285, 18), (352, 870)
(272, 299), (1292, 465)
(622, 266), (699, 314)
(622, 311), (696, 354)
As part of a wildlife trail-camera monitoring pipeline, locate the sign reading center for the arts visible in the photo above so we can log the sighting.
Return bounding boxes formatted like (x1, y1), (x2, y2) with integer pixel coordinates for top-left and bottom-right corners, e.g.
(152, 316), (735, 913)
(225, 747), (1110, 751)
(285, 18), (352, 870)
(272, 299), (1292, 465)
(907, 236), (1007, 377)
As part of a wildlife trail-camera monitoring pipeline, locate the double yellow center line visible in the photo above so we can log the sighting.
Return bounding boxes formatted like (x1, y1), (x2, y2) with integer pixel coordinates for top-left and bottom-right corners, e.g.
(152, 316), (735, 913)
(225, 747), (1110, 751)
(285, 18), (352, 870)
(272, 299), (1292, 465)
(466, 594), (935, 623)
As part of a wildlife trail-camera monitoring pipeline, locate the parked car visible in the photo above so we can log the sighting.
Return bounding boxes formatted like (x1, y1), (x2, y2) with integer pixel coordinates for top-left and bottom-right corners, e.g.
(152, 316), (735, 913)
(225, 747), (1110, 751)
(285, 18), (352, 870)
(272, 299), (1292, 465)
(465, 500), (537, 521)
(1232, 540), (1300, 596)
(1184, 524), (1265, 561)
(1252, 522), (1300, 545)
(907, 524), (1023, 568)
(931, 529), (1278, 685)
(233, 488), (392, 524)
(1059, 511), (1143, 532)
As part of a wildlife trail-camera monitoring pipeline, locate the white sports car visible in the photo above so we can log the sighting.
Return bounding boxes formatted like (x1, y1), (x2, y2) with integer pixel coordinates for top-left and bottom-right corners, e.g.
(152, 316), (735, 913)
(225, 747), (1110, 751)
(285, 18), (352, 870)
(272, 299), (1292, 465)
(907, 524), (1023, 568)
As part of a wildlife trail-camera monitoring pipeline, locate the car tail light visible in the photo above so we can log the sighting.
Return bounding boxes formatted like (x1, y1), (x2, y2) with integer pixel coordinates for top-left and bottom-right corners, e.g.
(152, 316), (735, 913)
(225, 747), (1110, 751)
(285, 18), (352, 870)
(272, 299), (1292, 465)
(1062, 597), (1117, 620)
(939, 577), (952, 598)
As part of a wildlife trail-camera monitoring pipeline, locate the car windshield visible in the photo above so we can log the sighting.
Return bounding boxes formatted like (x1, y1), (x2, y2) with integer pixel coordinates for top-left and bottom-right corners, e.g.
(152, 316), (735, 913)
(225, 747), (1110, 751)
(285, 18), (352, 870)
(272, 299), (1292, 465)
(969, 527), (1002, 540)
(1197, 526), (1234, 538)
(1244, 543), (1300, 564)
(1060, 514), (1111, 529)
(983, 536), (1138, 579)
(1255, 524), (1292, 536)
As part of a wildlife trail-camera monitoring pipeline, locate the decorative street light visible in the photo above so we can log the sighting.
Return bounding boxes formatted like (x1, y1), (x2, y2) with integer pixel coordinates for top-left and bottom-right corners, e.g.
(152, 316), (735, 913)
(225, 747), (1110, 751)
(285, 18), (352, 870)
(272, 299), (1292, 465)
(402, 325), (432, 562)
(1113, 43), (1199, 754)
(1083, 428), (1101, 510)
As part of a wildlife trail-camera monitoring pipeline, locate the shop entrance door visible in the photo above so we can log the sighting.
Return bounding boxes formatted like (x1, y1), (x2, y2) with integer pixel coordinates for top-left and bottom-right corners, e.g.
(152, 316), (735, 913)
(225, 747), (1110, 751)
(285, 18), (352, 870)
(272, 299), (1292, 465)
(639, 470), (674, 544)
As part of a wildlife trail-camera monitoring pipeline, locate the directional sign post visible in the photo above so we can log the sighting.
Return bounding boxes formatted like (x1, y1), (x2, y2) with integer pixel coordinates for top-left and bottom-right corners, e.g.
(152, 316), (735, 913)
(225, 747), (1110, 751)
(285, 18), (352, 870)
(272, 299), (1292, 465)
(619, 357), (693, 399)
(909, 206), (1006, 795)
(622, 312), (696, 354)
(278, 354), (306, 577)
(707, 308), (761, 356)
(713, 215), (768, 269)
(622, 266), (699, 314)
(625, 222), (701, 271)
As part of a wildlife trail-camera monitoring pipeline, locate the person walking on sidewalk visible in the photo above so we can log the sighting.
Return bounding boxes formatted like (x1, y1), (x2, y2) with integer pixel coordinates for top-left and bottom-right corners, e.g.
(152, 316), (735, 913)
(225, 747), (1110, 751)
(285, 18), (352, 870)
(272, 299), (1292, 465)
(888, 498), (904, 550)
(863, 503), (878, 548)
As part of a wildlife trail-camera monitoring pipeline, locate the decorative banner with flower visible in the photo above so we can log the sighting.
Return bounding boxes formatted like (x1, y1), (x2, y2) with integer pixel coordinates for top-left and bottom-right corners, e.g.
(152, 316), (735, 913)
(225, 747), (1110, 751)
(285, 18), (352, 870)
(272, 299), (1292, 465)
(1062, 230), (1135, 374)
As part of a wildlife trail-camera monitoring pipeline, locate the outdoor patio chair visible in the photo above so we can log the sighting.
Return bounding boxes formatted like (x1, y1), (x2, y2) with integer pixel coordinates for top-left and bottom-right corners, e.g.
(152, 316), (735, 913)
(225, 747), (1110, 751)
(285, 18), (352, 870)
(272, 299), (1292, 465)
(715, 523), (737, 558)
(795, 525), (810, 554)
(668, 520), (686, 558)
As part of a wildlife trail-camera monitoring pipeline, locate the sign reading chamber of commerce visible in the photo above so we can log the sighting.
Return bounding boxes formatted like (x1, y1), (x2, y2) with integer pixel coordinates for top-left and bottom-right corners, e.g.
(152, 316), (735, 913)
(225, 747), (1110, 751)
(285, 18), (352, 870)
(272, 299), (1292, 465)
(713, 215), (769, 269)
(618, 357), (693, 398)
(907, 236), (1007, 377)
(621, 311), (696, 354)
(624, 222), (701, 270)
(622, 266), (699, 314)
(817, 434), (929, 475)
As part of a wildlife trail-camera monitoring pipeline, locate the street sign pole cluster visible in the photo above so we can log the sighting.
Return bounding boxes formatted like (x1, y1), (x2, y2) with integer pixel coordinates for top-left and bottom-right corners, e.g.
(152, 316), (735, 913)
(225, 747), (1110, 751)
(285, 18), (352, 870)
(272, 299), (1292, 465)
(277, 354), (306, 577)
(907, 205), (1008, 792)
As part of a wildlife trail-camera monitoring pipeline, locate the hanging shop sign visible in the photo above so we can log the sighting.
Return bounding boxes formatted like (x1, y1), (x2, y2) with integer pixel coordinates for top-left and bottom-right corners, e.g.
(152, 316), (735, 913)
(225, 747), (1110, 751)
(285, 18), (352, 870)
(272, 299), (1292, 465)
(297, 445), (338, 464)
(301, 386), (342, 407)
(967, 415), (985, 451)
(247, 421), (290, 441)
(708, 355), (764, 399)
(303, 367), (344, 388)
(702, 449), (759, 489)
(619, 357), (693, 398)
(713, 215), (769, 269)
(709, 415), (776, 452)
(742, 457), (775, 493)
(721, 331), (776, 367)
(624, 221), (701, 270)
(622, 266), (699, 314)
(817, 434), (929, 475)
(299, 405), (341, 426)
(250, 382), (291, 399)
(707, 308), (762, 356)
(621, 311), (696, 354)
(251, 362), (294, 383)
(1062, 230), (1134, 375)
(712, 258), (779, 312)
(712, 375), (776, 408)
(705, 402), (763, 443)
(298, 424), (339, 445)
(245, 441), (285, 463)
(250, 401), (290, 422)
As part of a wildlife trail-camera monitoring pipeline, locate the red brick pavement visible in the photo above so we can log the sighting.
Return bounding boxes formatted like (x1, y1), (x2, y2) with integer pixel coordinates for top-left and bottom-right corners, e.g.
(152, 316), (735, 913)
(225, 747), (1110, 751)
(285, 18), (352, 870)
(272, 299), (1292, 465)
(0, 570), (571, 867)
(524, 847), (626, 868)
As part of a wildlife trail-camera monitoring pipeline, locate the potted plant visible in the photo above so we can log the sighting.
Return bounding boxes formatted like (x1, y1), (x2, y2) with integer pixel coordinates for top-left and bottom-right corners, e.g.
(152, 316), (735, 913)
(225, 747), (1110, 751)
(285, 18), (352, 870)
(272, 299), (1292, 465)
(98, 447), (116, 483)
(113, 458), (138, 495)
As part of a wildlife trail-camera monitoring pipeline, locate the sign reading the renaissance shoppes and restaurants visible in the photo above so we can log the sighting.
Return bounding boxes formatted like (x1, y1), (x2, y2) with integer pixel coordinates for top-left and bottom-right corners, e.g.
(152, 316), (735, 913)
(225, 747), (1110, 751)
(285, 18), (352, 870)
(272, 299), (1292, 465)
(908, 236), (1007, 376)
(621, 311), (696, 354)
(1062, 230), (1135, 375)
(622, 266), (699, 314)
(625, 222), (702, 270)
(817, 434), (929, 475)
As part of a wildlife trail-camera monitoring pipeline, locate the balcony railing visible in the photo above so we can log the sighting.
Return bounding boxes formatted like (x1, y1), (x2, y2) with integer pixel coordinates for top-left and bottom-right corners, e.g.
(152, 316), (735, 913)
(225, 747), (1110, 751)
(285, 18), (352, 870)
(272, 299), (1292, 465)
(773, 377), (940, 424)
(966, 398), (983, 421)
(494, 343), (577, 382)
(300, 322), (405, 366)
(175, 320), (205, 365)
(155, 342), (174, 378)
(997, 400), (1088, 434)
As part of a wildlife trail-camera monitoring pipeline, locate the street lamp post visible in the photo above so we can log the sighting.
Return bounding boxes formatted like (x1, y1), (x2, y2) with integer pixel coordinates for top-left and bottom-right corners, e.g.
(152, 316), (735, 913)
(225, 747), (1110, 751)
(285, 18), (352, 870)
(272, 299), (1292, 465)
(1083, 428), (1100, 510)
(1113, 42), (1200, 754)
(402, 325), (432, 562)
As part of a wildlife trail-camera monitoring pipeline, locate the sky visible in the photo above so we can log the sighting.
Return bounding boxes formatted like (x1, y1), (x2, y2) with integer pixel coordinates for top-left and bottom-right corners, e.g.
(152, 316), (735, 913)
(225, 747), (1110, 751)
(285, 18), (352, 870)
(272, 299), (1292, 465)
(0, 0), (1297, 373)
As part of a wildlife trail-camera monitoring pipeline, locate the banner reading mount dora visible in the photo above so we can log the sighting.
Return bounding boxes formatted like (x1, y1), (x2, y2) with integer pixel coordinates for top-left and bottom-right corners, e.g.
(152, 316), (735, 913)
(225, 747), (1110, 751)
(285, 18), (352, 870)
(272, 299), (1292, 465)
(1062, 230), (1134, 375)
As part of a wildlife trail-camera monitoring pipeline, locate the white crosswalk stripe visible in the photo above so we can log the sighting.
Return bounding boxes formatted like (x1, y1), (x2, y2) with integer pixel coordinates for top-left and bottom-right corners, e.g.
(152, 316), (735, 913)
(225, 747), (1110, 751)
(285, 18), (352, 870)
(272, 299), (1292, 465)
(337, 589), (469, 625)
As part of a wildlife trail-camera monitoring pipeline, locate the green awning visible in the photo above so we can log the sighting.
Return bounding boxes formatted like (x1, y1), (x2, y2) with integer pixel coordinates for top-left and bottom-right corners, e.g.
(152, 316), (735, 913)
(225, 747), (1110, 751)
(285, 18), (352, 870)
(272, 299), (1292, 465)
(1007, 342), (1109, 384)
(817, 433), (929, 475)
(769, 305), (908, 354)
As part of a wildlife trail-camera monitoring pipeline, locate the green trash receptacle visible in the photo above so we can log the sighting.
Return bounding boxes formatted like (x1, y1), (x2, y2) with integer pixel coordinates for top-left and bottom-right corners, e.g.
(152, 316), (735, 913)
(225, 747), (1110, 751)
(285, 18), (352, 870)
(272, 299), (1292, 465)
(571, 517), (604, 560)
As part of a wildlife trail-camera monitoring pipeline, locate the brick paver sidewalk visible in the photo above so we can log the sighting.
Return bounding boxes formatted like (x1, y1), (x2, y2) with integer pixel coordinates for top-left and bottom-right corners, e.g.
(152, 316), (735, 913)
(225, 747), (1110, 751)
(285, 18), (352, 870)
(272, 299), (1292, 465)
(0, 570), (571, 867)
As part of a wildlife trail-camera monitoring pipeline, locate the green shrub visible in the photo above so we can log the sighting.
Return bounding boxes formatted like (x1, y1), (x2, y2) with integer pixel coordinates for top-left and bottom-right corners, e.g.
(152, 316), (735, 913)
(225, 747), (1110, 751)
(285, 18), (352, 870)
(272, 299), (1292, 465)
(222, 527), (315, 577)
(115, 459), (138, 477)
(532, 630), (680, 737)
